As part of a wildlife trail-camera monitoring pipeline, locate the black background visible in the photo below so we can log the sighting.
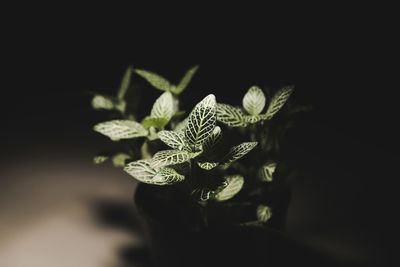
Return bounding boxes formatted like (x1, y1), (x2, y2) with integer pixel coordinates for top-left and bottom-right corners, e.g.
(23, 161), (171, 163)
(2, 7), (398, 266)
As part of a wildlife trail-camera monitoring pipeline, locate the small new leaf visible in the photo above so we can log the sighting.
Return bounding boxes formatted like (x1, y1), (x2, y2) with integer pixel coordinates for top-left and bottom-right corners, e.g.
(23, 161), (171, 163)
(243, 115), (263, 124)
(185, 94), (217, 147)
(150, 91), (174, 120)
(214, 175), (244, 201)
(158, 130), (188, 150)
(264, 85), (294, 120)
(112, 153), (131, 167)
(259, 162), (277, 182)
(152, 149), (190, 168)
(222, 142), (258, 167)
(216, 103), (247, 127)
(91, 94), (115, 110)
(242, 86), (266, 115)
(197, 161), (219, 170)
(172, 65), (199, 94)
(152, 167), (185, 184)
(141, 117), (169, 129)
(117, 65), (133, 100)
(94, 120), (148, 141)
(135, 69), (171, 92)
(256, 205), (272, 223)
(93, 155), (109, 164)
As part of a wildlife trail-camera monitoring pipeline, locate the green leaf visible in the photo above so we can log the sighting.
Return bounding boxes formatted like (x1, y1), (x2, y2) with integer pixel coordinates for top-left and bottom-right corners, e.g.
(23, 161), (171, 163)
(93, 155), (109, 164)
(222, 142), (258, 167)
(174, 116), (189, 132)
(202, 126), (222, 153)
(216, 103), (247, 127)
(256, 205), (272, 223)
(124, 159), (158, 184)
(172, 65), (199, 94)
(152, 167), (185, 184)
(112, 153), (131, 167)
(259, 162), (277, 182)
(135, 69), (171, 91)
(185, 94), (217, 147)
(158, 130), (188, 150)
(214, 175), (244, 201)
(117, 65), (133, 100)
(242, 86), (266, 115)
(264, 85), (294, 120)
(151, 149), (190, 168)
(150, 91), (174, 120)
(141, 117), (169, 129)
(243, 115), (263, 124)
(91, 94), (115, 110)
(93, 120), (148, 141)
(197, 161), (219, 170)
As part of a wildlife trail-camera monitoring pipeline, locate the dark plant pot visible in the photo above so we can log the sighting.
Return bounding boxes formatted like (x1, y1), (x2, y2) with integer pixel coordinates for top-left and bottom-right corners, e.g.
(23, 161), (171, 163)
(134, 183), (339, 267)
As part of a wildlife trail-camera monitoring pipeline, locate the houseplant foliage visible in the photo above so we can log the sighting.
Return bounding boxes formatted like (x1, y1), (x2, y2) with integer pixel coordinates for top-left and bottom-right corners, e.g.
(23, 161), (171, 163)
(91, 65), (302, 232)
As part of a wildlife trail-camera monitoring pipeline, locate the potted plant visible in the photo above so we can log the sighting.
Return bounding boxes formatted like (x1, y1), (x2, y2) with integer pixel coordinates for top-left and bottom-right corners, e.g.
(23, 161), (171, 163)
(90, 65), (325, 267)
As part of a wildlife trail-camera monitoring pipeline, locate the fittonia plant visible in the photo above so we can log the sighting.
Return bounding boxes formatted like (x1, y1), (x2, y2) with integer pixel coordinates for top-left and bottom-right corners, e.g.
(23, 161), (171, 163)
(91, 65), (301, 228)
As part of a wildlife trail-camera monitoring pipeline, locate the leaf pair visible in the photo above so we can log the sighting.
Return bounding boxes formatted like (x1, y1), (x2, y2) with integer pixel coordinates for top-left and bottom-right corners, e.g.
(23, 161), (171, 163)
(216, 85), (294, 127)
(135, 65), (199, 95)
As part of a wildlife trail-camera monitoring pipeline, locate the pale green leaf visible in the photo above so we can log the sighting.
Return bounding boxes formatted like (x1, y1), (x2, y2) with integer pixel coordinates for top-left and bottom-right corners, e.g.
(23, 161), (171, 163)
(93, 155), (109, 164)
(123, 159), (159, 184)
(151, 149), (190, 168)
(256, 205), (272, 222)
(135, 69), (171, 91)
(158, 130), (188, 150)
(214, 175), (244, 201)
(221, 142), (258, 167)
(185, 94), (217, 147)
(264, 85), (294, 119)
(152, 167), (185, 184)
(112, 153), (131, 167)
(117, 65), (133, 100)
(197, 161), (219, 170)
(172, 65), (199, 94)
(93, 120), (148, 141)
(141, 117), (169, 129)
(259, 162), (277, 182)
(243, 115), (263, 124)
(216, 103), (247, 127)
(202, 126), (222, 153)
(91, 94), (115, 110)
(150, 91), (174, 120)
(242, 86), (266, 115)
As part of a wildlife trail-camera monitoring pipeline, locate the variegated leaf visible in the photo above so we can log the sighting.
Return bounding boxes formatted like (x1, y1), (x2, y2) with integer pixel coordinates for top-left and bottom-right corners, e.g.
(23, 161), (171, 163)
(214, 175), (244, 201)
(141, 117), (169, 129)
(135, 69), (171, 91)
(152, 167), (185, 184)
(264, 85), (294, 119)
(222, 142), (258, 167)
(150, 91), (174, 120)
(151, 149), (190, 168)
(158, 130), (188, 150)
(243, 115), (263, 124)
(202, 126), (222, 152)
(242, 86), (266, 115)
(216, 103), (247, 127)
(112, 153), (131, 167)
(117, 65), (133, 100)
(172, 65), (199, 94)
(93, 155), (109, 164)
(197, 161), (219, 170)
(124, 159), (159, 184)
(259, 162), (277, 182)
(256, 205), (272, 222)
(93, 120), (148, 141)
(185, 94), (217, 147)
